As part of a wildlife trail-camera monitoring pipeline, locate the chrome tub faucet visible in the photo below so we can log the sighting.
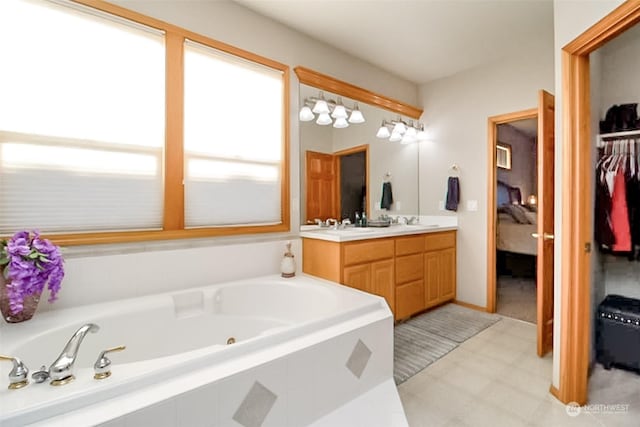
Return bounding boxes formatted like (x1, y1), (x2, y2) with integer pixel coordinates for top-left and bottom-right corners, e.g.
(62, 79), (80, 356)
(49, 323), (99, 386)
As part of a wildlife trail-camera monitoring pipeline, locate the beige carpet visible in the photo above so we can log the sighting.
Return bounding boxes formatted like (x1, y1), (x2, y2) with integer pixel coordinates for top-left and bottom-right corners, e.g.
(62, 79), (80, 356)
(496, 275), (537, 324)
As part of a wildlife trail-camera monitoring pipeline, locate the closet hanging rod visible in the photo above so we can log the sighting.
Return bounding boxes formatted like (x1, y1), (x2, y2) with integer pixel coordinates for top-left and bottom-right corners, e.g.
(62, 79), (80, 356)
(597, 129), (640, 147)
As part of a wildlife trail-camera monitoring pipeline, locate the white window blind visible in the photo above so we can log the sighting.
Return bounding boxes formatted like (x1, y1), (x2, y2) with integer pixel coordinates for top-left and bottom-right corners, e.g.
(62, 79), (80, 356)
(0, 0), (165, 233)
(183, 40), (283, 227)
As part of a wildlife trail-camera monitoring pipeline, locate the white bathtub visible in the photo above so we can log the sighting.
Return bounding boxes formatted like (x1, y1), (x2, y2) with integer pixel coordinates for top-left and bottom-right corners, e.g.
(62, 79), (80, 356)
(0, 274), (401, 426)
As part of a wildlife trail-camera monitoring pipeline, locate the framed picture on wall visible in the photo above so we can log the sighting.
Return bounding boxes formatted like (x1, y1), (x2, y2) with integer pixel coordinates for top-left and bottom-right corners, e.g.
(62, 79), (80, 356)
(496, 143), (512, 170)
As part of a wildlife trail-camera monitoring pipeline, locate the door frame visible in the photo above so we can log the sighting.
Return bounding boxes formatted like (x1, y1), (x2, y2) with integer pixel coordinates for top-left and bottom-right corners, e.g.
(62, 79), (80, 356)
(334, 144), (369, 220)
(559, 0), (640, 406)
(486, 108), (538, 313)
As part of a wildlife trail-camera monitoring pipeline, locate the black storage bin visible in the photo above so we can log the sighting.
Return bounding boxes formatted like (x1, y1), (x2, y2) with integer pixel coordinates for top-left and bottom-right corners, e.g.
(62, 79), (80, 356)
(596, 294), (640, 371)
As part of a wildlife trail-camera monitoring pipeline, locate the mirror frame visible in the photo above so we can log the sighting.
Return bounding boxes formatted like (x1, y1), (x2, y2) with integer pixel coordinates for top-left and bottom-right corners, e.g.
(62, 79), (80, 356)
(294, 66), (423, 119)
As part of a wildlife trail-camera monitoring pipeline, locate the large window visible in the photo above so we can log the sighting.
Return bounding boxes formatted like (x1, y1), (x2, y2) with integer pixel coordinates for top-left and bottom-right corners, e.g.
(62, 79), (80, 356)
(0, 0), (289, 243)
(183, 40), (283, 227)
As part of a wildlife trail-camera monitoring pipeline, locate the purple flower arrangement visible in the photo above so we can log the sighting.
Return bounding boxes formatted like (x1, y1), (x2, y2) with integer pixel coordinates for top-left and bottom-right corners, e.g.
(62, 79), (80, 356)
(0, 231), (64, 315)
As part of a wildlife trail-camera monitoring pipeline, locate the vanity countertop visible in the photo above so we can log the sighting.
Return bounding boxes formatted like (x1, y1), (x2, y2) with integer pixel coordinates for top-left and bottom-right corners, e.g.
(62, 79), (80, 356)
(299, 223), (457, 242)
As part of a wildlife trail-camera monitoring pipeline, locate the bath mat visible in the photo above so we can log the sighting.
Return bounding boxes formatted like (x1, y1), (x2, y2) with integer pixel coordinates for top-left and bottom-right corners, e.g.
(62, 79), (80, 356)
(394, 303), (500, 385)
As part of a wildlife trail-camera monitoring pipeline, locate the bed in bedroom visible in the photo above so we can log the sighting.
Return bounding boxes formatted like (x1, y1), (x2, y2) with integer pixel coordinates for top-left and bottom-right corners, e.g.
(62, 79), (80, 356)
(496, 181), (538, 257)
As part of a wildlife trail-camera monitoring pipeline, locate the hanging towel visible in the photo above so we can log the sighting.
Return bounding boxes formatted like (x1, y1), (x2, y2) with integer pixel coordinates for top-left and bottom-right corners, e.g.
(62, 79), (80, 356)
(445, 177), (460, 211)
(381, 182), (393, 210)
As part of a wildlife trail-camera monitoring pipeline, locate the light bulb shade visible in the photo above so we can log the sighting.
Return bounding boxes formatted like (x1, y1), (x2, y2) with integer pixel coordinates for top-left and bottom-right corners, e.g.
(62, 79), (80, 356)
(389, 132), (402, 142)
(316, 112), (332, 125)
(393, 122), (406, 135)
(405, 127), (417, 138)
(376, 125), (391, 139)
(331, 104), (348, 119)
(416, 130), (428, 141)
(299, 106), (314, 122)
(401, 133), (416, 144)
(348, 105), (365, 123)
(527, 194), (537, 206)
(312, 99), (329, 114)
(333, 117), (349, 128)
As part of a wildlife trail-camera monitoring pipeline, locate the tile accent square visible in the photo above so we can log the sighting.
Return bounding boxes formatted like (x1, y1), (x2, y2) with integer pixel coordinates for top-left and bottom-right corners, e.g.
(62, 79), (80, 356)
(232, 381), (278, 427)
(346, 339), (372, 379)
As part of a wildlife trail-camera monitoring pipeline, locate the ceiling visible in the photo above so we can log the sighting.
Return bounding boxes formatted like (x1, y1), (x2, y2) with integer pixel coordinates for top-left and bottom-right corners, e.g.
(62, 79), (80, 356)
(234, 0), (554, 85)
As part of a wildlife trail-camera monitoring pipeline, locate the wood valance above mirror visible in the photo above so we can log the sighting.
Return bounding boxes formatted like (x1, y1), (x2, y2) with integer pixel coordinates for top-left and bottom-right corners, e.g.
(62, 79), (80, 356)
(294, 66), (423, 120)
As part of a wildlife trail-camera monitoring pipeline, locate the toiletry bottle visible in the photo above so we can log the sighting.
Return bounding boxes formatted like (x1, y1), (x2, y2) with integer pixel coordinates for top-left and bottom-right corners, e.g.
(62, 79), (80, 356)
(281, 241), (296, 278)
(361, 212), (367, 227)
(355, 212), (361, 227)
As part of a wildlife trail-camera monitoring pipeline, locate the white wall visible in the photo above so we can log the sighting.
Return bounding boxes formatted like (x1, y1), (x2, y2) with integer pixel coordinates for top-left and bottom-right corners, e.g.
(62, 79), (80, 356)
(43, 0), (418, 311)
(497, 124), (537, 202)
(417, 27), (554, 307)
(600, 24), (640, 115)
(552, 0), (625, 389)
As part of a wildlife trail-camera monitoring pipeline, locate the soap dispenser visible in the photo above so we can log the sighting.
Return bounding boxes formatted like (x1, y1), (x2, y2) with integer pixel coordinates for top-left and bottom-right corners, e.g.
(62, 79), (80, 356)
(281, 241), (296, 278)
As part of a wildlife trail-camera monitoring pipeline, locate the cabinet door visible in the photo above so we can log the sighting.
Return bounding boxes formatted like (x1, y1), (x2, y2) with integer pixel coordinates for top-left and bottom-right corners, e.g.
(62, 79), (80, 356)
(439, 248), (456, 301)
(396, 280), (424, 320)
(343, 264), (371, 293)
(424, 251), (440, 307)
(371, 259), (394, 311)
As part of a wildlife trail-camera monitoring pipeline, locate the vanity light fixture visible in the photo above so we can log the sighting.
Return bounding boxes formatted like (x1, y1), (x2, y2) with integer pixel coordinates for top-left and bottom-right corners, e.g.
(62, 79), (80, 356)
(376, 117), (428, 144)
(299, 91), (366, 128)
(316, 112), (332, 126)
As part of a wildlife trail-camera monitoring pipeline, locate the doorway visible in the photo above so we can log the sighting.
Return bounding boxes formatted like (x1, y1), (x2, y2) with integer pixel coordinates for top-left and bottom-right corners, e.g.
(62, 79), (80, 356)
(487, 91), (555, 358)
(494, 118), (539, 324)
(338, 150), (366, 223)
(560, 1), (640, 406)
(305, 144), (368, 223)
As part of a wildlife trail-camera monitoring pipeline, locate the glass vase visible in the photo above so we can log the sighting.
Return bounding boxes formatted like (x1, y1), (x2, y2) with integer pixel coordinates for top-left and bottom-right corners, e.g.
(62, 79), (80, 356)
(0, 275), (42, 323)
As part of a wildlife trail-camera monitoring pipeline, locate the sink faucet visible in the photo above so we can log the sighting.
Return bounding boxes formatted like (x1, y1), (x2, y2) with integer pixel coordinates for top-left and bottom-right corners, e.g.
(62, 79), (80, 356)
(403, 216), (418, 225)
(49, 323), (99, 386)
(325, 218), (338, 229)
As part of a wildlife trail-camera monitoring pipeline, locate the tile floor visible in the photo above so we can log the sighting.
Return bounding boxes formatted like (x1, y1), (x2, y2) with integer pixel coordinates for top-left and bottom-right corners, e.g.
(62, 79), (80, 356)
(398, 317), (640, 426)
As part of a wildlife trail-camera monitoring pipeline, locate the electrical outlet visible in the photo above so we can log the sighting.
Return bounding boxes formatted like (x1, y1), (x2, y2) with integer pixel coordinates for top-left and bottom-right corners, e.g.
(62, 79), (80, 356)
(438, 200), (444, 211)
(467, 200), (478, 211)
(395, 201), (401, 210)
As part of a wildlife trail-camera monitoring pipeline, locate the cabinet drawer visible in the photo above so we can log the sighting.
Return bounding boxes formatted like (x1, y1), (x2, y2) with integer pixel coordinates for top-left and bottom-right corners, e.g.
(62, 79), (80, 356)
(395, 253), (423, 284)
(395, 235), (425, 256)
(396, 280), (424, 320)
(424, 231), (456, 251)
(343, 239), (394, 265)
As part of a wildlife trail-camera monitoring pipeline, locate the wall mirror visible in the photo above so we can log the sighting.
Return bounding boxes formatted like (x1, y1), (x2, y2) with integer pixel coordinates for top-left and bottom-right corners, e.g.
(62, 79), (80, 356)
(299, 82), (421, 225)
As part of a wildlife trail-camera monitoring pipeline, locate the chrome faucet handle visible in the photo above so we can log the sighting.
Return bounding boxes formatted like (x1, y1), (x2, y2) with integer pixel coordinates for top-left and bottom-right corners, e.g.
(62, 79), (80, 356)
(313, 218), (323, 226)
(31, 365), (50, 384)
(0, 355), (29, 390)
(94, 345), (126, 380)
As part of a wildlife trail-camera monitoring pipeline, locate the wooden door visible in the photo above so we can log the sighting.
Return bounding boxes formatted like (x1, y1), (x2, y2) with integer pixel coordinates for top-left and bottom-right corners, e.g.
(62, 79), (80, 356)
(424, 251), (440, 307)
(536, 90), (555, 357)
(305, 151), (337, 222)
(439, 248), (456, 301)
(371, 259), (395, 311)
(343, 264), (371, 293)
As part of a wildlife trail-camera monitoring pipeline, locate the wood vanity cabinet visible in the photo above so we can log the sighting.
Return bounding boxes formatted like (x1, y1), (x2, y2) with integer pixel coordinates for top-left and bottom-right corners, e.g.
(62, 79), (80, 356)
(302, 230), (456, 320)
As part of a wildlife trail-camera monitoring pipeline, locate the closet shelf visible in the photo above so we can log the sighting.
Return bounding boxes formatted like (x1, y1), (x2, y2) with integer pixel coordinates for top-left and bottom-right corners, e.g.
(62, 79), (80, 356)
(597, 129), (640, 147)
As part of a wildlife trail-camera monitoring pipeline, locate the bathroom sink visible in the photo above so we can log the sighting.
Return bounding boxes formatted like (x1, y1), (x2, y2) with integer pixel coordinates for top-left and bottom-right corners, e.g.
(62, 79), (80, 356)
(322, 227), (376, 234)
